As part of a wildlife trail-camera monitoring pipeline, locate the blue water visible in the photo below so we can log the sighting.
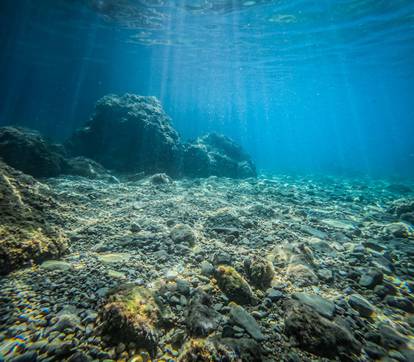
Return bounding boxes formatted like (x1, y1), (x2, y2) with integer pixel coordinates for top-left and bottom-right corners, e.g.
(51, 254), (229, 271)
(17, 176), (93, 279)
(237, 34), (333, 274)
(1, 0), (414, 177)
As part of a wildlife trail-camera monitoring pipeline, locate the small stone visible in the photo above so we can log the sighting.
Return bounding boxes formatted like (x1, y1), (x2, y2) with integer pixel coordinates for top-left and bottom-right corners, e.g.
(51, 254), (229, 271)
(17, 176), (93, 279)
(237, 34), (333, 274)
(266, 289), (284, 302)
(359, 269), (383, 289)
(385, 296), (414, 313)
(317, 268), (333, 282)
(364, 342), (387, 359)
(200, 261), (214, 276)
(170, 224), (196, 246)
(348, 294), (375, 318)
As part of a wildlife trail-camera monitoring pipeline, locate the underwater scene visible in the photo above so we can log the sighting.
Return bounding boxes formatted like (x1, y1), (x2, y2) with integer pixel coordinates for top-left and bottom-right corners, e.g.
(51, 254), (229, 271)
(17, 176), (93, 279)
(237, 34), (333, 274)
(1, 0), (414, 361)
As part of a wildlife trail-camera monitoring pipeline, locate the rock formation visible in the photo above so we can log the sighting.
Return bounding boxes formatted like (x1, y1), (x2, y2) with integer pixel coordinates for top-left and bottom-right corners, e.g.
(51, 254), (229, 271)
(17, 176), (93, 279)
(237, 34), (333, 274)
(0, 160), (67, 274)
(182, 133), (256, 178)
(66, 94), (182, 175)
(0, 127), (67, 178)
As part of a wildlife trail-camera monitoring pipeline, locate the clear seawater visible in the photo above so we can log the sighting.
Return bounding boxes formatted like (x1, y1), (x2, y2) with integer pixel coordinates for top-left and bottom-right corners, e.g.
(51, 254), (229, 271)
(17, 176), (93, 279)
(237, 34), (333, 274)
(0, 0), (414, 178)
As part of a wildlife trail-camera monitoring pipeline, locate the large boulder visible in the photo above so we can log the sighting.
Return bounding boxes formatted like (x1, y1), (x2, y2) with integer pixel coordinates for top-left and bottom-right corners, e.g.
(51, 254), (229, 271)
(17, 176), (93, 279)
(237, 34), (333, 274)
(0, 127), (67, 178)
(182, 133), (256, 178)
(66, 94), (182, 175)
(284, 302), (361, 360)
(0, 160), (67, 274)
(99, 284), (162, 357)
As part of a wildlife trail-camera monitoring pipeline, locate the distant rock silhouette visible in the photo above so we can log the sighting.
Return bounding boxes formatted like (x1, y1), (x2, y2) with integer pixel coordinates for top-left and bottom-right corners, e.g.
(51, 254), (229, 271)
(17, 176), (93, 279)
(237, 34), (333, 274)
(182, 133), (256, 178)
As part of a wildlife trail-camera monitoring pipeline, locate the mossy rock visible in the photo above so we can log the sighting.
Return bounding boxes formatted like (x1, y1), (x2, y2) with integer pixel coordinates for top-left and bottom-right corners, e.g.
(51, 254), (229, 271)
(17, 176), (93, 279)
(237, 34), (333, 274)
(244, 255), (275, 289)
(0, 160), (67, 274)
(99, 284), (162, 357)
(178, 337), (262, 362)
(214, 265), (254, 305)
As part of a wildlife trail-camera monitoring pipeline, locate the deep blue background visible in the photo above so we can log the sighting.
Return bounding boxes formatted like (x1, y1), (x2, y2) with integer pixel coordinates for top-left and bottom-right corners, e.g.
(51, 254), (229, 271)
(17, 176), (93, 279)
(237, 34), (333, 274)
(1, 1), (413, 178)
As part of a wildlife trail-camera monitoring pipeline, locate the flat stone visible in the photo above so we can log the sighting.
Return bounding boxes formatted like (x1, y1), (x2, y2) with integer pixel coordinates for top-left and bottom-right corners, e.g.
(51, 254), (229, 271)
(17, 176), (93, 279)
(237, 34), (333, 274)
(229, 304), (265, 341)
(292, 292), (335, 319)
(97, 253), (131, 265)
(40, 260), (72, 271)
(348, 294), (375, 318)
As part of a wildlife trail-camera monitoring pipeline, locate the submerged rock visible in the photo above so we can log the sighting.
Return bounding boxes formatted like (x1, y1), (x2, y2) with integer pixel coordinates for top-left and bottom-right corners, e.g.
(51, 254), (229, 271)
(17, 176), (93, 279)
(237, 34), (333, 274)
(178, 336), (262, 362)
(182, 133), (256, 178)
(67, 94), (181, 175)
(214, 265), (254, 305)
(0, 161), (67, 274)
(170, 224), (197, 246)
(292, 292), (335, 319)
(348, 294), (375, 318)
(284, 303), (361, 359)
(99, 284), (161, 356)
(244, 255), (275, 289)
(0, 126), (67, 177)
(65, 156), (113, 180)
(229, 304), (265, 341)
(186, 290), (221, 337)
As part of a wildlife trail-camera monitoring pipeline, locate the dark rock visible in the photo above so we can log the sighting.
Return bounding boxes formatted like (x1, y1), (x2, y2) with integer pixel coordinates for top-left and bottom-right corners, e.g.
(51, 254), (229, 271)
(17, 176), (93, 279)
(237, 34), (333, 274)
(9, 351), (38, 362)
(67, 351), (91, 362)
(186, 290), (221, 337)
(359, 269), (383, 289)
(388, 199), (414, 216)
(0, 160), (67, 274)
(374, 282), (397, 298)
(364, 341), (387, 359)
(67, 94), (181, 175)
(0, 126), (67, 177)
(266, 288), (284, 302)
(378, 325), (409, 349)
(182, 133), (256, 178)
(385, 296), (414, 313)
(284, 303), (361, 359)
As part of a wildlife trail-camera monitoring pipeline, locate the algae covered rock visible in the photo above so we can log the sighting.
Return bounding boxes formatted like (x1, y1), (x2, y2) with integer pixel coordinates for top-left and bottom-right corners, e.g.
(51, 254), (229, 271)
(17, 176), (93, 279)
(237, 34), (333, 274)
(244, 255), (275, 289)
(284, 302), (361, 359)
(178, 337), (262, 362)
(99, 284), (161, 356)
(0, 160), (67, 274)
(170, 224), (197, 246)
(182, 133), (256, 178)
(0, 126), (67, 177)
(214, 265), (254, 305)
(67, 93), (181, 175)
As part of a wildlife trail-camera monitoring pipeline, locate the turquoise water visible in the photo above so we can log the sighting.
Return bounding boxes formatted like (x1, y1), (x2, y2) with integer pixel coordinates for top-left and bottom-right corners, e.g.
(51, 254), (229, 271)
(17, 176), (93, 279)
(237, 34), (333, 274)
(1, 0), (414, 177)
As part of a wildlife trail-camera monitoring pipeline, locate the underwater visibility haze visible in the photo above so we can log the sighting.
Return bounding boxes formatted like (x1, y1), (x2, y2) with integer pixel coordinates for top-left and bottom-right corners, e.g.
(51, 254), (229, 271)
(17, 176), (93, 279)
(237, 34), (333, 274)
(1, 1), (414, 362)
(1, 0), (414, 176)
